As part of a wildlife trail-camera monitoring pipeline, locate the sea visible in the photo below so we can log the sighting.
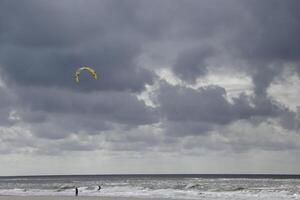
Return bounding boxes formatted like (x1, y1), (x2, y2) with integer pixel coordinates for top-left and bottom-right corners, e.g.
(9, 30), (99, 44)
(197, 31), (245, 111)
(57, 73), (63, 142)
(0, 174), (299, 200)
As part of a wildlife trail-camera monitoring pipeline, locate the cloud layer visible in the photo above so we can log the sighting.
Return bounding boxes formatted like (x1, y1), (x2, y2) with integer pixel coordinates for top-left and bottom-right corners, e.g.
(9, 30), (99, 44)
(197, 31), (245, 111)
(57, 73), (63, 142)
(0, 0), (300, 174)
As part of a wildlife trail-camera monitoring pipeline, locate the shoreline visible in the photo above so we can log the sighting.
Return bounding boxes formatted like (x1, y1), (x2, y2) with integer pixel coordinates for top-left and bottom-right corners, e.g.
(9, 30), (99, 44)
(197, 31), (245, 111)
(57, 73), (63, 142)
(0, 196), (173, 200)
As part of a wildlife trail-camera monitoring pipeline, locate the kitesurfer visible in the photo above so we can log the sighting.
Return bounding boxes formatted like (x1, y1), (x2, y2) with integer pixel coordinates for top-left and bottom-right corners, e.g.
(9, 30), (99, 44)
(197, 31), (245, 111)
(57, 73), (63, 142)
(75, 187), (78, 196)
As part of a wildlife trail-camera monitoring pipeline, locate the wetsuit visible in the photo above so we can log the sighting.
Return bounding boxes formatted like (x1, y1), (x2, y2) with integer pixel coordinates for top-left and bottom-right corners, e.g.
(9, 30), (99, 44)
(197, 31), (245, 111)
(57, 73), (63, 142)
(75, 187), (78, 196)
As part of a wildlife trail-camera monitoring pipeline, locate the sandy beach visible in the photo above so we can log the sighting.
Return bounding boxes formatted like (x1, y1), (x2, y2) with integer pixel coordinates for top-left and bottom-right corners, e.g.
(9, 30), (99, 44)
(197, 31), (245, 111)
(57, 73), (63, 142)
(0, 196), (168, 200)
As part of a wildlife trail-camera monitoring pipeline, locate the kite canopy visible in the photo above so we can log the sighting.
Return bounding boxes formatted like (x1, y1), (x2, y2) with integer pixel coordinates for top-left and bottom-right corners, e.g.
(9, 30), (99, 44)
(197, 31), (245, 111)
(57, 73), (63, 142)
(75, 66), (98, 83)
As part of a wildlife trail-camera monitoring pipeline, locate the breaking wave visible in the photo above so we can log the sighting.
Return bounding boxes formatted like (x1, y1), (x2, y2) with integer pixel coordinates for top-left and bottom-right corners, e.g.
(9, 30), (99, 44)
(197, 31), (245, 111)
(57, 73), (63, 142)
(0, 175), (299, 199)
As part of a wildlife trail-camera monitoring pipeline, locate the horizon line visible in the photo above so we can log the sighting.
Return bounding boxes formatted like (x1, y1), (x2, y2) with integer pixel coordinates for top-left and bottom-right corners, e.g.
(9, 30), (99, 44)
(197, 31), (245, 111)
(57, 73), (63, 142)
(1, 173), (300, 178)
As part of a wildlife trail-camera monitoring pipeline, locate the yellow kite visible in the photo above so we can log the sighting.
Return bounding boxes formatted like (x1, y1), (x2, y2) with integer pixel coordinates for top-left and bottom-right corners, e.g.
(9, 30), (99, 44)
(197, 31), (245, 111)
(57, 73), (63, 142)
(75, 66), (98, 83)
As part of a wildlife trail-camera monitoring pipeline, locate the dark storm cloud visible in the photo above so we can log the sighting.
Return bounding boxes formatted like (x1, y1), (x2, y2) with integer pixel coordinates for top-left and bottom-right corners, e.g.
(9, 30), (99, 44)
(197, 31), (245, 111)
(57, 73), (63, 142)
(0, 0), (156, 93)
(0, 0), (299, 155)
(17, 88), (157, 126)
(155, 82), (295, 136)
(229, 0), (300, 95)
(2, 0), (297, 95)
(227, 1), (300, 133)
(157, 82), (274, 124)
(0, 87), (18, 126)
(237, 0), (300, 62)
(155, 0), (300, 136)
(14, 87), (158, 139)
(250, 64), (284, 96)
(0, 0), (160, 141)
(163, 0), (300, 96)
(173, 46), (215, 83)
(0, 0), (236, 100)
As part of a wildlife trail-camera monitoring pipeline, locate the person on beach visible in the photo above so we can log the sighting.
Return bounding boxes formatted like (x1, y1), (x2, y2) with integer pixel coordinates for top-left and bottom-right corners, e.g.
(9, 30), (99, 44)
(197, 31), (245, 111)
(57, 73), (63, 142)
(75, 187), (78, 196)
(98, 185), (101, 191)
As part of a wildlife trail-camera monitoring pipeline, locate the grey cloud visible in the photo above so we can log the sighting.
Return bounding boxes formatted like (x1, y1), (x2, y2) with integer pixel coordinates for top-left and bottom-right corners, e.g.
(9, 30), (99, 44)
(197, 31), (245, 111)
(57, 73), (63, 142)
(0, 37), (154, 93)
(156, 82), (294, 136)
(228, 1), (300, 96)
(177, 121), (300, 154)
(156, 0), (300, 98)
(156, 82), (254, 125)
(279, 110), (300, 131)
(0, 0), (299, 158)
(173, 46), (215, 83)
(12, 87), (158, 139)
(237, 1), (300, 62)
(149, 0), (300, 135)
(164, 121), (214, 136)
(30, 118), (111, 140)
(250, 64), (284, 96)
(17, 87), (157, 126)
(0, 0), (156, 93)
(0, 0), (161, 146)
(37, 126), (162, 154)
(0, 1), (157, 47)
(0, 87), (18, 126)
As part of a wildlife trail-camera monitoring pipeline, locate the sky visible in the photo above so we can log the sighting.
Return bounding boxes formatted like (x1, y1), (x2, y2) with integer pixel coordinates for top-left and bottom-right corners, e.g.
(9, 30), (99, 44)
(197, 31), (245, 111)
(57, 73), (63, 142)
(0, 0), (300, 176)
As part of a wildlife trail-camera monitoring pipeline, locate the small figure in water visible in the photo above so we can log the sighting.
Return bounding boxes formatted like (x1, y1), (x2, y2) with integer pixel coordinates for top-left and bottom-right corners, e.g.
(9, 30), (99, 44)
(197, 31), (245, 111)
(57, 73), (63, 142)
(98, 185), (101, 191)
(75, 187), (78, 196)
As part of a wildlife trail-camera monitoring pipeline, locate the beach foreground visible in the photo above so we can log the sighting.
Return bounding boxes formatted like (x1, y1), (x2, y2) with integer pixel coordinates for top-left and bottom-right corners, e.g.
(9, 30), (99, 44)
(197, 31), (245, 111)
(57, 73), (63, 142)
(0, 196), (165, 200)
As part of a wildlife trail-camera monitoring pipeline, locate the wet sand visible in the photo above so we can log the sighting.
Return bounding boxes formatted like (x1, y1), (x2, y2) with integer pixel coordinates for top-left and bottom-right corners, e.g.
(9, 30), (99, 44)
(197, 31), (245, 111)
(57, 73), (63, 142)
(0, 196), (169, 200)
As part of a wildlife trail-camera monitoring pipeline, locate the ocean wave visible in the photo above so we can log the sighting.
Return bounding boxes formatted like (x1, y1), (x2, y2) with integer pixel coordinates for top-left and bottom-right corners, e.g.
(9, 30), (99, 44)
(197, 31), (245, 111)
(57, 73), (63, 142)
(185, 183), (203, 190)
(0, 176), (299, 199)
(55, 184), (75, 192)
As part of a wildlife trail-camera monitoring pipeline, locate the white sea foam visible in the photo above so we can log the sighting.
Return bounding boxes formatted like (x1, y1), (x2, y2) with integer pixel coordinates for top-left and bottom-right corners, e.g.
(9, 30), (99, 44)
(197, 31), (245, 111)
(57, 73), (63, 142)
(0, 176), (299, 200)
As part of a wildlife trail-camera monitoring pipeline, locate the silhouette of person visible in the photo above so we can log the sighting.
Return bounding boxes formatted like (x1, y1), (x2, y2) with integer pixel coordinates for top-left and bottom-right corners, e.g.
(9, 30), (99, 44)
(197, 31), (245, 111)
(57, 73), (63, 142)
(75, 187), (78, 196)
